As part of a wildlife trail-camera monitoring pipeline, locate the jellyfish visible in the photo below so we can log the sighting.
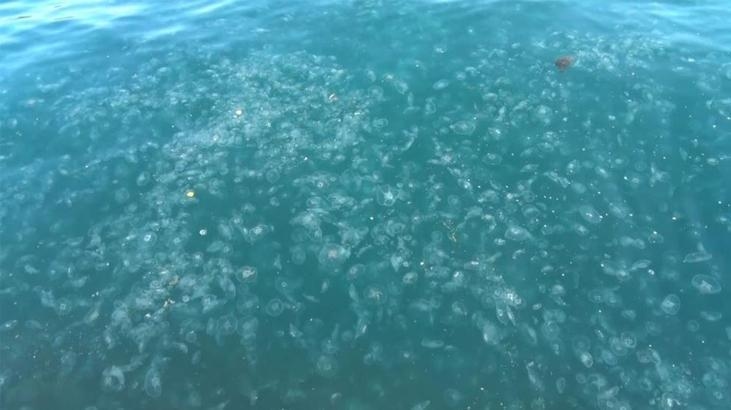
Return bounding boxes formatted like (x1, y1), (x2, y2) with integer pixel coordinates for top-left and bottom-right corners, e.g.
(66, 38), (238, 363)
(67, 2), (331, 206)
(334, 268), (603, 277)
(555, 55), (574, 71)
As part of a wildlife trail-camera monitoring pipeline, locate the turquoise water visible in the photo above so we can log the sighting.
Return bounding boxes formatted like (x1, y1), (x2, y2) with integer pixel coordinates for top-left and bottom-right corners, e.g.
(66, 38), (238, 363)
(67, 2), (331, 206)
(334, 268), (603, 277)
(1, 0), (731, 408)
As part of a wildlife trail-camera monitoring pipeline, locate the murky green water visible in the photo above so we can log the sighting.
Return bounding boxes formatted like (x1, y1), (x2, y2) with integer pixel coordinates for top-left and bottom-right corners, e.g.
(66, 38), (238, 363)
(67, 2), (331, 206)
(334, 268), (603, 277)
(1, 1), (730, 409)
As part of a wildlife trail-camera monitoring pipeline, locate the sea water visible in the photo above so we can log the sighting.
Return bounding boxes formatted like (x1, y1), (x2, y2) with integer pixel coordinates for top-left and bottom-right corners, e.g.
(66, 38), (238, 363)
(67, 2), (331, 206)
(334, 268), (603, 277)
(1, 0), (730, 409)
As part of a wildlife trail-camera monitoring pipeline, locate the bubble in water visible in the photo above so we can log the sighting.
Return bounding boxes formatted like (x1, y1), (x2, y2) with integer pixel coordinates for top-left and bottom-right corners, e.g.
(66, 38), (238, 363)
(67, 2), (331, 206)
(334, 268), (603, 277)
(578, 205), (602, 224)
(102, 366), (125, 392)
(660, 294), (680, 315)
(505, 225), (531, 241)
(691, 274), (721, 294)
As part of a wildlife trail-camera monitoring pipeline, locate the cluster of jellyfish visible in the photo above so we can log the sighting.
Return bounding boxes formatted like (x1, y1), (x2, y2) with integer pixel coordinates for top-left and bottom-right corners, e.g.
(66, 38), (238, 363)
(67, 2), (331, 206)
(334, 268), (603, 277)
(1, 24), (730, 410)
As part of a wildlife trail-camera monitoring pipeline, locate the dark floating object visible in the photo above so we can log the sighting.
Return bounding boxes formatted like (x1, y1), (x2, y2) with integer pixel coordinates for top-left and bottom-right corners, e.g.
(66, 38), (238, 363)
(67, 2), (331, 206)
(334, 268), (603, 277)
(555, 55), (574, 71)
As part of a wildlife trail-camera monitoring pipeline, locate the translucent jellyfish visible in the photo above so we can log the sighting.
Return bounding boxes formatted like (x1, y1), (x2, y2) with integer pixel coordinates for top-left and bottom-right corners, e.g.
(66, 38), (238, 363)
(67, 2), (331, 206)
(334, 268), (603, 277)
(1, 320), (18, 332)
(402, 271), (418, 285)
(142, 232), (157, 244)
(290, 245), (307, 265)
(393, 79), (409, 94)
(136, 172), (150, 187)
(683, 251), (712, 263)
(579, 351), (594, 368)
(660, 294), (680, 315)
(620, 332), (637, 349)
(609, 337), (629, 357)
(541, 320), (561, 341)
(496, 287), (523, 307)
(59, 350), (77, 375)
(217, 314), (238, 336)
(376, 185), (398, 206)
(481, 321), (502, 345)
(525, 361), (544, 391)
(450, 119), (476, 136)
(102, 366), (125, 392)
(315, 355), (338, 378)
(432, 79), (449, 90)
(363, 342), (383, 365)
(687, 320), (700, 332)
(420, 338), (444, 349)
(144, 367), (162, 398)
(424, 98), (437, 115)
(691, 274), (721, 294)
(444, 388), (464, 407)
(239, 317), (258, 342)
(535, 105), (553, 125)
(700, 311), (722, 322)
(373, 118), (388, 129)
(114, 188), (130, 203)
(630, 259), (651, 271)
(505, 225), (531, 241)
(648, 230), (665, 244)
(451, 301), (468, 316)
(318, 243), (350, 271)
(265, 298), (285, 317)
(56, 298), (72, 316)
(411, 400), (431, 410)
(218, 275), (237, 299)
(245, 224), (270, 243)
(347, 264), (365, 281)
(265, 168), (280, 183)
(578, 205), (602, 224)
(554, 55), (574, 71)
(238, 266), (257, 283)
(553, 377), (566, 394)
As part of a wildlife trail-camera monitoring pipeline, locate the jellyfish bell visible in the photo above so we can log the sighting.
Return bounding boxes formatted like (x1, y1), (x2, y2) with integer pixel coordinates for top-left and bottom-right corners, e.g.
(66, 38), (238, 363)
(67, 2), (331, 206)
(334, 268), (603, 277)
(555, 55), (574, 71)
